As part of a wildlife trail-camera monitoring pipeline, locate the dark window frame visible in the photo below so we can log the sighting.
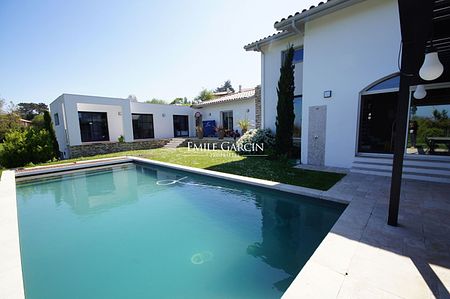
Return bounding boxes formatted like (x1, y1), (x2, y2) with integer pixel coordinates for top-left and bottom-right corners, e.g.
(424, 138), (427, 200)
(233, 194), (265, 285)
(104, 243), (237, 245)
(173, 115), (189, 137)
(54, 113), (60, 126)
(132, 113), (155, 140)
(78, 111), (110, 143)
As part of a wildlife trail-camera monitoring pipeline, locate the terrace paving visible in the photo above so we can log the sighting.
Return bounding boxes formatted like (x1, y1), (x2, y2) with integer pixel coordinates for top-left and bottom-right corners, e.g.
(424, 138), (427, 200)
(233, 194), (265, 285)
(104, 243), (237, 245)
(284, 173), (450, 299)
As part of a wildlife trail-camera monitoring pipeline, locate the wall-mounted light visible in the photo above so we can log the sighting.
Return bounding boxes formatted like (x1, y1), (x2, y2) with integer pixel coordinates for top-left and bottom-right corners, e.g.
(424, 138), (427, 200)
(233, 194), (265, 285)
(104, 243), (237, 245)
(162, 113), (166, 117)
(419, 47), (444, 81)
(246, 109), (250, 113)
(324, 90), (332, 98)
(413, 85), (427, 99)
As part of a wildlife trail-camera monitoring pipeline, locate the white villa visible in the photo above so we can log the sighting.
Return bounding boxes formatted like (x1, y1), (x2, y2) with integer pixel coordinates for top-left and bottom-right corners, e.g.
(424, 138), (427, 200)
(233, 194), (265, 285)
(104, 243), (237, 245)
(49, 88), (259, 158)
(244, 0), (450, 182)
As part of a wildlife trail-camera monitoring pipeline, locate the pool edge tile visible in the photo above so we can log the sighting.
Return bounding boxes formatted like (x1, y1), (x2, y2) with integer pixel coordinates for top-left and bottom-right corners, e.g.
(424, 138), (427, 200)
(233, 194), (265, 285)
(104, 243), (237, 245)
(0, 170), (25, 299)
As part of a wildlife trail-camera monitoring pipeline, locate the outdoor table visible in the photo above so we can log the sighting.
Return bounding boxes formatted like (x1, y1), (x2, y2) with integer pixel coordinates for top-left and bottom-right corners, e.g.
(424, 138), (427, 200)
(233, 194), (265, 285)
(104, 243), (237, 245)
(426, 137), (450, 154)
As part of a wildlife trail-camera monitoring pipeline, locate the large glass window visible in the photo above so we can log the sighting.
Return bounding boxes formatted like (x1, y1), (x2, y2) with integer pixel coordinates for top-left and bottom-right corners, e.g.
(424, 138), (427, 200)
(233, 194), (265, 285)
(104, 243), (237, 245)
(78, 112), (109, 142)
(293, 96), (302, 138)
(407, 87), (450, 156)
(132, 114), (154, 139)
(173, 115), (189, 137)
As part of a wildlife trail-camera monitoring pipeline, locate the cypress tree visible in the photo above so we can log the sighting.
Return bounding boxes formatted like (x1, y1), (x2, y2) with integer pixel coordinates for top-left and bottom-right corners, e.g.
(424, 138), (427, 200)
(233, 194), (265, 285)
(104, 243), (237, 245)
(43, 110), (60, 159)
(275, 45), (295, 156)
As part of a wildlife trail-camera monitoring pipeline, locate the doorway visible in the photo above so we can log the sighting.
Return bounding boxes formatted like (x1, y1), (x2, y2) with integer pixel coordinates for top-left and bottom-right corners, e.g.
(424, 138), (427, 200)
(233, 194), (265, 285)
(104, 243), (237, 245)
(173, 115), (189, 137)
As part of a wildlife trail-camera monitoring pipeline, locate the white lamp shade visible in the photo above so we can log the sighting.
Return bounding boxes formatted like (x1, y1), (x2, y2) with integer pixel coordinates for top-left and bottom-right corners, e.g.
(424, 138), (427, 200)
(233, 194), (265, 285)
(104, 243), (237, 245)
(419, 51), (444, 81)
(413, 85), (426, 99)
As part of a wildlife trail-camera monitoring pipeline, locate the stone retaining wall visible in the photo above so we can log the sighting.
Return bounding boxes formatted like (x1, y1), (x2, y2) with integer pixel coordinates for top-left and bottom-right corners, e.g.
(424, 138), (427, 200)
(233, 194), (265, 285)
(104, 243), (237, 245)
(69, 139), (170, 158)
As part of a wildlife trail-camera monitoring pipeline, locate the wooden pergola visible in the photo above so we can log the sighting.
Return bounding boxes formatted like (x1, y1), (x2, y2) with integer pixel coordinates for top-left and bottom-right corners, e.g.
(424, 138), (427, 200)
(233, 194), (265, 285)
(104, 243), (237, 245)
(389, 0), (450, 226)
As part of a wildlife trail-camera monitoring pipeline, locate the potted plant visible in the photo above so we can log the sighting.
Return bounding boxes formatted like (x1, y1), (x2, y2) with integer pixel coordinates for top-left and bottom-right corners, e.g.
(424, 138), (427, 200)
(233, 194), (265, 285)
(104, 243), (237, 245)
(196, 126), (204, 139)
(216, 126), (225, 139)
(118, 135), (125, 143)
(238, 119), (251, 134)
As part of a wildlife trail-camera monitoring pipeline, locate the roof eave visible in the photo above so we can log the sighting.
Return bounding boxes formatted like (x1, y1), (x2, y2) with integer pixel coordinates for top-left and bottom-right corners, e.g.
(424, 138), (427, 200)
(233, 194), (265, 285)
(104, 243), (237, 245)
(192, 96), (256, 108)
(244, 31), (296, 52)
(274, 0), (367, 31)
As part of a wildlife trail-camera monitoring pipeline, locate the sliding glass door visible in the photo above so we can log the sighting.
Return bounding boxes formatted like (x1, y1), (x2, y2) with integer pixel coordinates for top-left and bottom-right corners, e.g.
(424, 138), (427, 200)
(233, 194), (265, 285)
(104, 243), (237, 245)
(221, 111), (233, 131)
(358, 92), (398, 154)
(173, 115), (189, 137)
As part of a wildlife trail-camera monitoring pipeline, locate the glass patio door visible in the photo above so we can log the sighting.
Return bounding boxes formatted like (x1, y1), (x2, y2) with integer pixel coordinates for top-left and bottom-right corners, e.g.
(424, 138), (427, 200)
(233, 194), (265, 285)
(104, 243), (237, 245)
(358, 92), (398, 154)
(221, 111), (233, 131)
(173, 115), (189, 137)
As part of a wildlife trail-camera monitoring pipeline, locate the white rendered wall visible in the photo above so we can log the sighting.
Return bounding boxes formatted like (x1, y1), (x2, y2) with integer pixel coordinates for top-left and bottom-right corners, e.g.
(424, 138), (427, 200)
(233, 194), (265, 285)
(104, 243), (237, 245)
(49, 95), (69, 157)
(61, 94), (133, 146)
(130, 102), (195, 138)
(261, 35), (304, 134)
(301, 0), (400, 168)
(198, 99), (256, 133)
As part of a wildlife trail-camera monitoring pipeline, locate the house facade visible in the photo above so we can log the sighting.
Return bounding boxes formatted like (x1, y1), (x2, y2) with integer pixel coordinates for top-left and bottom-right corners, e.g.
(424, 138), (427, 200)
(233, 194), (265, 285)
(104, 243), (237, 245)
(50, 94), (195, 158)
(245, 0), (450, 182)
(50, 88), (260, 158)
(192, 86), (261, 136)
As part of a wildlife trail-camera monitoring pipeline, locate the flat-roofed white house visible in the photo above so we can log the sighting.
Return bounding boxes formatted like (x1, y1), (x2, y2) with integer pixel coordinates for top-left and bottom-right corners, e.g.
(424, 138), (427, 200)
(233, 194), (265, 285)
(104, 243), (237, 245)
(245, 0), (450, 182)
(50, 94), (195, 158)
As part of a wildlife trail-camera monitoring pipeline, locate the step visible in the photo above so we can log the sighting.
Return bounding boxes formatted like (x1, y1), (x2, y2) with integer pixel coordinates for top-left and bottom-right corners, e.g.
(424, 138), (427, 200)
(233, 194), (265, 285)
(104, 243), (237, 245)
(354, 156), (450, 169)
(352, 162), (450, 176)
(350, 168), (450, 183)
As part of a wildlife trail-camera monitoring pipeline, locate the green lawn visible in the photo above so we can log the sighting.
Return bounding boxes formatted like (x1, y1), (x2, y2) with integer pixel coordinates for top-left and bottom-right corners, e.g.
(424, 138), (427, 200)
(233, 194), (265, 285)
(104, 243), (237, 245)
(20, 148), (345, 191)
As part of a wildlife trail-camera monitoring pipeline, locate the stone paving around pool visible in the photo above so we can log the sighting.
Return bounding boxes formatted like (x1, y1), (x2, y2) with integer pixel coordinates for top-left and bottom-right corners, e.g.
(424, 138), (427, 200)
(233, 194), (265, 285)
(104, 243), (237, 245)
(284, 173), (450, 299)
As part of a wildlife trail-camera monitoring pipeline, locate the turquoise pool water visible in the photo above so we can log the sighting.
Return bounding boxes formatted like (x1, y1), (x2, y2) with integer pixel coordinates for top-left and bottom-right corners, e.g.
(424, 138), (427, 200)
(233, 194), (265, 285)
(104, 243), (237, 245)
(16, 163), (345, 299)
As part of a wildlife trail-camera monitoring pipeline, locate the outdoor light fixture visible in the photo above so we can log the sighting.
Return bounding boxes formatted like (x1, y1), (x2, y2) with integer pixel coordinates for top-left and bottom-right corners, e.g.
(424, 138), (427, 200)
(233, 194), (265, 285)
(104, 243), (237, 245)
(419, 47), (444, 81)
(413, 85), (427, 99)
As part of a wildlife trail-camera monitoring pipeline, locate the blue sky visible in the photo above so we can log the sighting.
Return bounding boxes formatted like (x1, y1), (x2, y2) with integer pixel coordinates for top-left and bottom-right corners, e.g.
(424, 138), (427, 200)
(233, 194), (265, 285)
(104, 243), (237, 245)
(0, 0), (317, 105)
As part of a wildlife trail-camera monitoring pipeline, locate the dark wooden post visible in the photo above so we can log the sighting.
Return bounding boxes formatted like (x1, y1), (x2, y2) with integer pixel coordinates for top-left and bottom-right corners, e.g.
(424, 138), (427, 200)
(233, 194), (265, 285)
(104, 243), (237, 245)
(388, 62), (411, 226)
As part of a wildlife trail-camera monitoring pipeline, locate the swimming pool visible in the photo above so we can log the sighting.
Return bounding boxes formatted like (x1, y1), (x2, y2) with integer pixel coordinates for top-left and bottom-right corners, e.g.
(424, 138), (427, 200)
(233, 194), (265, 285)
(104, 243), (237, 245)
(16, 162), (345, 299)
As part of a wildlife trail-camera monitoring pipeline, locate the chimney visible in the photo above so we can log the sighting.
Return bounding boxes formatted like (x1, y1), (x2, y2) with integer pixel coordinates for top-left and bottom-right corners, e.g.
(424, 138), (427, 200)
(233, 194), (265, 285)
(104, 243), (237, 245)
(239, 85), (242, 92)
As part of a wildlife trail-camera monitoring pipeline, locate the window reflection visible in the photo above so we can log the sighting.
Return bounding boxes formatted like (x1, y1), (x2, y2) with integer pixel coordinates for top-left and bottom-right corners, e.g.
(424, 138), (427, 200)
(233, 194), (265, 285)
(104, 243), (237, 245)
(407, 87), (450, 156)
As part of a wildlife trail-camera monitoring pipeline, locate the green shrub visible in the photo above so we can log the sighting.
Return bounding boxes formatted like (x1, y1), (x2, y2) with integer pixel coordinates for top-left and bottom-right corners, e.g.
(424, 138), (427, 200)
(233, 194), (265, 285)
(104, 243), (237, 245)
(235, 128), (275, 155)
(0, 129), (56, 168)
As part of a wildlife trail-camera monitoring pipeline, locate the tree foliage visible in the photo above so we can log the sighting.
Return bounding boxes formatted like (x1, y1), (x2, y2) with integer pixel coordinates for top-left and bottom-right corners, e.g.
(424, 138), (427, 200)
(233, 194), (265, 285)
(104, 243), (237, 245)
(16, 102), (48, 120)
(194, 89), (215, 103)
(31, 114), (45, 130)
(145, 98), (167, 104)
(275, 45), (295, 156)
(0, 113), (21, 141)
(44, 111), (60, 158)
(215, 80), (235, 93)
(170, 97), (191, 105)
(0, 128), (56, 168)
